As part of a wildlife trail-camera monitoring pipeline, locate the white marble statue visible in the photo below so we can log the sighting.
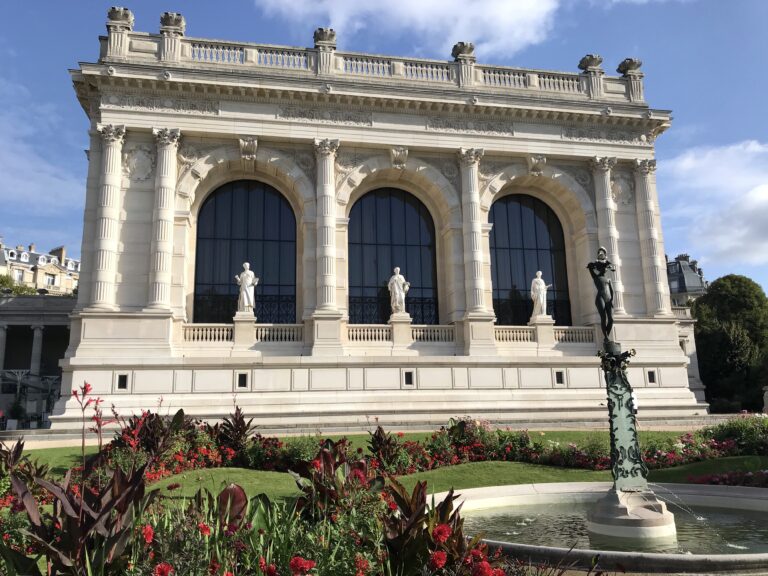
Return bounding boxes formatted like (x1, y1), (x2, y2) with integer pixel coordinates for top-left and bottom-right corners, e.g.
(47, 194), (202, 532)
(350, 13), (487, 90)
(387, 267), (410, 315)
(234, 262), (259, 314)
(530, 271), (552, 319)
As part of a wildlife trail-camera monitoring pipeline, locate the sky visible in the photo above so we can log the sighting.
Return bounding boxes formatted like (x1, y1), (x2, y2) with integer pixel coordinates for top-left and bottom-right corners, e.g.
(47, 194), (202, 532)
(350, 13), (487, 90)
(0, 0), (766, 291)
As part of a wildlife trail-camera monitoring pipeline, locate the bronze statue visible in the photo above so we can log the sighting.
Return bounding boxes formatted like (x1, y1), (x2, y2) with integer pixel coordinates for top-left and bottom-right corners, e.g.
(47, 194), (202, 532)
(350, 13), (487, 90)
(587, 247), (615, 340)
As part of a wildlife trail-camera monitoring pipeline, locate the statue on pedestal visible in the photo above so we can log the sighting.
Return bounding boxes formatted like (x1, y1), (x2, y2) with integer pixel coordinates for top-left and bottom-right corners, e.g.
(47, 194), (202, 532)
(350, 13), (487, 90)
(530, 271), (552, 320)
(234, 262), (259, 314)
(387, 267), (410, 315)
(587, 247), (615, 341)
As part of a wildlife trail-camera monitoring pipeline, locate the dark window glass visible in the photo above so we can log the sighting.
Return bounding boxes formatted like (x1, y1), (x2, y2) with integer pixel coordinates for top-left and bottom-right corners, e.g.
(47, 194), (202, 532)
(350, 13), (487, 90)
(194, 180), (296, 323)
(348, 188), (438, 324)
(489, 194), (571, 326)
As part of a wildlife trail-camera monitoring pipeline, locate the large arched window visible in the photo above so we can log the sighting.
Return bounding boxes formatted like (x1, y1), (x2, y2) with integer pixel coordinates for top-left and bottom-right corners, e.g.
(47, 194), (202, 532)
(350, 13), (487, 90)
(194, 180), (296, 323)
(348, 188), (438, 324)
(489, 194), (571, 325)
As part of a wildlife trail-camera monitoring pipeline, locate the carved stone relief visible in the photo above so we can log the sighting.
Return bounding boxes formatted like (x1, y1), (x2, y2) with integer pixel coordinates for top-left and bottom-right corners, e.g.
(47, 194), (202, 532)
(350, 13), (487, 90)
(561, 126), (652, 146)
(478, 159), (511, 186)
(122, 144), (155, 182)
(278, 105), (373, 126)
(610, 171), (635, 206)
(101, 93), (219, 115)
(426, 116), (514, 136)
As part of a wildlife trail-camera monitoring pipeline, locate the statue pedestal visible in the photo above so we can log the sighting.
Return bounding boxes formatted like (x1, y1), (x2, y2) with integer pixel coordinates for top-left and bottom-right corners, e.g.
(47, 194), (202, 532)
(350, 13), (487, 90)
(587, 489), (677, 541)
(527, 314), (555, 347)
(460, 312), (497, 356)
(310, 311), (343, 356)
(232, 312), (256, 354)
(389, 313), (415, 354)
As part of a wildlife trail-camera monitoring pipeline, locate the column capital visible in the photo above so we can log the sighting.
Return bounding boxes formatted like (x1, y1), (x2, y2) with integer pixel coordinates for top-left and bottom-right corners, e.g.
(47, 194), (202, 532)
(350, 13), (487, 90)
(590, 156), (617, 173)
(98, 124), (126, 144)
(30, 324), (45, 332)
(633, 159), (657, 175)
(458, 147), (484, 167)
(313, 138), (340, 157)
(153, 127), (181, 147)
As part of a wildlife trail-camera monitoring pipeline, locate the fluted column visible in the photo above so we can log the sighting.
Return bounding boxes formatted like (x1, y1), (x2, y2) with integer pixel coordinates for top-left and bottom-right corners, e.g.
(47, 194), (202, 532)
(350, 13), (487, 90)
(590, 157), (626, 314)
(313, 138), (340, 313)
(634, 159), (669, 315)
(30, 325), (44, 377)
(91, 124), (125, 310)
(147, 128), (181, 310)
(0, 324), (7, 370)
(458, 148), (487, 314)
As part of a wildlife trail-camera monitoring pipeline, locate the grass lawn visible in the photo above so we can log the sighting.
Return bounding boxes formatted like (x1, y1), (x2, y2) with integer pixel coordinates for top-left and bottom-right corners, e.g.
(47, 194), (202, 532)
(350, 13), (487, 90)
(152, 467), (300, 502)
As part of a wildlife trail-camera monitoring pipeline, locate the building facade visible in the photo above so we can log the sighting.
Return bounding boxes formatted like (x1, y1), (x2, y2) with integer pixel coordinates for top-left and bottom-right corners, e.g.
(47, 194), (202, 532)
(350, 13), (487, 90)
(54, 8), (706, 430)
(667, 253), (708, 307)
(0, 242), (81, 296)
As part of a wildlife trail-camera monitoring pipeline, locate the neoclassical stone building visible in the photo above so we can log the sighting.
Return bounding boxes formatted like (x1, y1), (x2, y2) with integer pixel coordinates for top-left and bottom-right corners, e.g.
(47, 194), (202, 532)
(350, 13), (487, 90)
(55, 8), (705, 429)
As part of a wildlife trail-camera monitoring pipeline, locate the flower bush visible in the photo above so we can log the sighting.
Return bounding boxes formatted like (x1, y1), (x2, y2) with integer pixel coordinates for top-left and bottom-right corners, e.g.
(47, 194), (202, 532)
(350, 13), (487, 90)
(687, 470), (768, 488)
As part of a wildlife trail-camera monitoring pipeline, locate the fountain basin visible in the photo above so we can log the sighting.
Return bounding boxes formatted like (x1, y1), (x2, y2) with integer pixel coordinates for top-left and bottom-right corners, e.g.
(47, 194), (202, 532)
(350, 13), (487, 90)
(435, 482), (768, 574)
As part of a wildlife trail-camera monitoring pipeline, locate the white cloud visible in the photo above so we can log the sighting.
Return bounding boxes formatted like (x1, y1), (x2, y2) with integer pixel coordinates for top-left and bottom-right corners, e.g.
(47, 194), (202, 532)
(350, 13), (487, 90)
(0, 76), (85, 252)
(256, 0), (560, 58)
(658, 140), (768, 270)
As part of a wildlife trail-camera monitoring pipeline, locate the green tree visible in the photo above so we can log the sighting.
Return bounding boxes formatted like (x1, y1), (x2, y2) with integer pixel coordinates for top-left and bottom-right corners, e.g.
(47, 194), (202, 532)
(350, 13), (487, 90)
(692, 274), (768, 411)
(0, 274), (37, 296)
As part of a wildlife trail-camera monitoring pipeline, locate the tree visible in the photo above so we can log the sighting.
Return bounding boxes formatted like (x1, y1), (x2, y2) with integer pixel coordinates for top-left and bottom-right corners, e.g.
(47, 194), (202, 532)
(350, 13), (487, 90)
(0, 274), (37, 296)
(692, 274), (768, 411)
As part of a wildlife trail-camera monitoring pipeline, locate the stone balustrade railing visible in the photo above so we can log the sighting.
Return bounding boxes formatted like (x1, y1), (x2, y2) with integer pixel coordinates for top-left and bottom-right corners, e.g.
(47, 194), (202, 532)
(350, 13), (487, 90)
(99, 14), (644, 104)
(553, 326), (595, 344)
(411, 325), (455, 343)
(494, 326), (536, 343)
(672, 306), (693, 320)
(255, 324), (304, 343)
(183, 323), (233, 343)
(347, 324), (392, 343)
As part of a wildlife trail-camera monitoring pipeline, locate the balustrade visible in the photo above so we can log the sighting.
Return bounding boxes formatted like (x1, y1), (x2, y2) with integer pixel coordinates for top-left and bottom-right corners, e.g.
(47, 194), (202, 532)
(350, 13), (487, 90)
(253, 47), (313, 70)
(480, 67), (527, 89)
(538, 72), (585, 94)
(189, 41), (244, 64)
(672, 306), (692, 320)
(494, 326), (535, 343)
(402, 61), (455, 83)
(411, 325), (455, 343)
(341, 55), (392, 77)
(255, 324), (304, 343)
(183, 324), (233, 343)
(347, 325), (392, 343)
(553, 327), (595, 344)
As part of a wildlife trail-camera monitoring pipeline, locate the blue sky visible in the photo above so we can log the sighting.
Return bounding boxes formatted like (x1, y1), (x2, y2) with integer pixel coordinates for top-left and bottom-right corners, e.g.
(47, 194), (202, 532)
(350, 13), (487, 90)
(0, 0), (766, 290)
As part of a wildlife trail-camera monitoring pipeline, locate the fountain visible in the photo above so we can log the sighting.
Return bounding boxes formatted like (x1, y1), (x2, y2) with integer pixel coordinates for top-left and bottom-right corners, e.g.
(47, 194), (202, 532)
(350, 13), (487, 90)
(584, 246), (676, 541)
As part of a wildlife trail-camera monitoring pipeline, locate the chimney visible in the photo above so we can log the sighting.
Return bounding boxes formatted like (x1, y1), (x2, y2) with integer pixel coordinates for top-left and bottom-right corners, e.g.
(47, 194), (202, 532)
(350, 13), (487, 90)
(29, 243), (36, 253)
(50, 246), (66, 261)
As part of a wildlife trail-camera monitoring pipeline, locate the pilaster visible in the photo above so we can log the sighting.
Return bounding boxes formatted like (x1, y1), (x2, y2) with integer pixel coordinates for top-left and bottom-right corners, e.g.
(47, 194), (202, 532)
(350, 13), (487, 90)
(314, 28), (337, 75)
(75, 129), (102, 311)
(311, 138), (343, 355)
(458, 148), (496, 355)
(159, 12), (185, 63)
(579, 54), (605, 100)
(590, 156), (626, 315)
(105, 7), (133, 60)
(634, 159), (669, 315)
(618, 58), (645, 103)
(146, 128), (181, 311)
(90, 124), (125, 310)
(452, 42), (476, 88)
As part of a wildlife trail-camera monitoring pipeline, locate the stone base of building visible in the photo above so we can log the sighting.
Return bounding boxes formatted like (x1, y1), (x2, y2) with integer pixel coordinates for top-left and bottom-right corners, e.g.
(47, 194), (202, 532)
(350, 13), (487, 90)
(51, 355), (707, 432)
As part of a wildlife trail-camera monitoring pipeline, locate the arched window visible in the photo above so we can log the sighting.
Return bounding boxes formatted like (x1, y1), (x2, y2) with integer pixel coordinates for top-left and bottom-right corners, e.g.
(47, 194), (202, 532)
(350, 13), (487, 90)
(194, 180), (296, 323)
(348, 188), (438, 324)
(489, 194), (571, 325)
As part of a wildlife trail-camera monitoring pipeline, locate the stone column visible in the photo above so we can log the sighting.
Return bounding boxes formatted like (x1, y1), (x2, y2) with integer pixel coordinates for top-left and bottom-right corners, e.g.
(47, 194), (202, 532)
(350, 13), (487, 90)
(634, 159), (669, 315)
(105, 7), (134, 60)
(458, 148), (496, 355)
(147, 128), (181, 310)
(311, 138), (343, 355)
(159, 12), (185, 63)
(590, 157), (626, 314)
(0, 324), (7, 371)
(30, 325), (44, 377)
(75, 130), (103, 311)
(91, 124), (125, 310)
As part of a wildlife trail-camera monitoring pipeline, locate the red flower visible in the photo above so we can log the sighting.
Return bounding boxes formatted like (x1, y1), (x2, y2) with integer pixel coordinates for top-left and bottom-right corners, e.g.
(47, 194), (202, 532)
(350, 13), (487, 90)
(289, 556), (316, 575)
(154, 563), (174, 576)
(198, 522), (211, 536)
(142, 524), (154, 545)
(432, 523), (452, 544)
(429, 550), (447, 570)
(354, 554), (370, 576)
(310, 459), (322, 471)
(224, 573), (234, 576)
(471, 561), (493, 576)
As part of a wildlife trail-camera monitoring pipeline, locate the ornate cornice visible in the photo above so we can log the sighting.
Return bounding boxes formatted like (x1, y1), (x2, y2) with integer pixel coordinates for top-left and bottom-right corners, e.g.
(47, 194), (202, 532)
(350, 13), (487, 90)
(101, 93), (219, 115)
